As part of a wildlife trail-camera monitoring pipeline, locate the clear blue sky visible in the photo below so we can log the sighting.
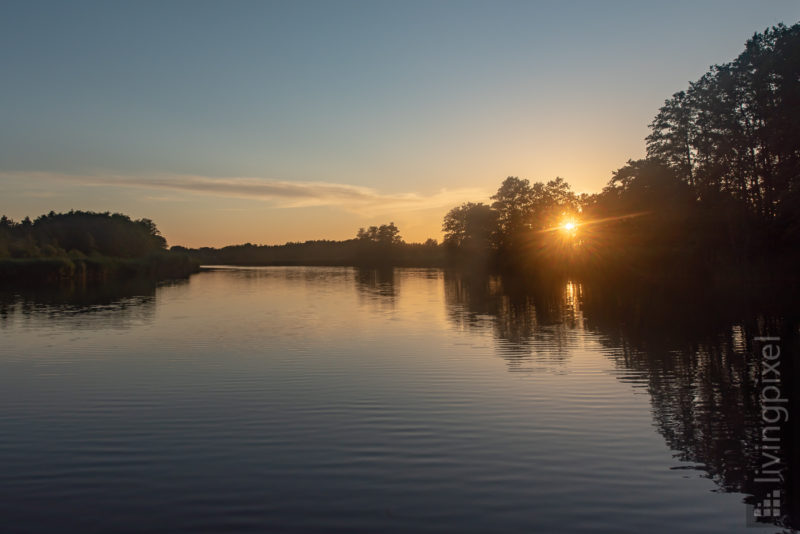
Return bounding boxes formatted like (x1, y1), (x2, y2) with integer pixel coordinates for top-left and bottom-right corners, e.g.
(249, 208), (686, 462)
(2, 0), (798, 246)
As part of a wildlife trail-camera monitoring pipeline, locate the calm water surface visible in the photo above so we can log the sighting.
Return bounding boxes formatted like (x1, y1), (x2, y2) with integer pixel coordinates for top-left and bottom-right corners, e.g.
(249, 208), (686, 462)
(0, 267), (796, 533)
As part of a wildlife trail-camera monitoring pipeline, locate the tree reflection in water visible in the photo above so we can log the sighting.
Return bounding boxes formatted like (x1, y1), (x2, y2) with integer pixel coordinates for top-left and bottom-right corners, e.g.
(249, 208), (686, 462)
(0, 278), (170, 330)
(442, 270), (798, 531)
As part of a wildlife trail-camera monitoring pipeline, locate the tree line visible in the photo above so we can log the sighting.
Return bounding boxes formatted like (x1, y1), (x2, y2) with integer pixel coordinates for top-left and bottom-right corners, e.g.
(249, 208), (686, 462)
(0, 210), (167, 259)
(4, 23), (797, 282)
(441, 23), (799, 281)
(191, 23), (799, 279)
(0, 211), (197, 283)
(178, 223), (443, 267)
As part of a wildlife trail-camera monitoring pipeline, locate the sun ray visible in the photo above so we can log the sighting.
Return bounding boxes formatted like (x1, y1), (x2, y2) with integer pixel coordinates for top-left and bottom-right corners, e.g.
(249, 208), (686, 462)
(538, 211), (650, 234)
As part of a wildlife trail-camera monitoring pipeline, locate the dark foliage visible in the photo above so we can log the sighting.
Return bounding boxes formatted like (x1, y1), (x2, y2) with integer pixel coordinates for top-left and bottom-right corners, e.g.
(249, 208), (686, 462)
(178, 224), (444, 267)
(441, 23), (800, 280)
(0, 211), (197, 284)
(0, 210), (166, 259)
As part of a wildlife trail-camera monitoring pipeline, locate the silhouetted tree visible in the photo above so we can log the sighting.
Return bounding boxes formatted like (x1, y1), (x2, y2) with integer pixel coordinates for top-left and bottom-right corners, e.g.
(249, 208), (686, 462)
(356, 222), (403, 246)
(0, 211), (167, 259)
(439, 23), (799, 279)
(646, 23), (800, 223)
(442, 203), (497, 248)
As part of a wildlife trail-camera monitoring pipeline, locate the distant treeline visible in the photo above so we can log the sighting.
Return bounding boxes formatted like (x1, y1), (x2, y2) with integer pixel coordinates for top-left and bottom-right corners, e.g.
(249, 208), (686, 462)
(174, 223), (444, 267)
(0, 211), (198, 284)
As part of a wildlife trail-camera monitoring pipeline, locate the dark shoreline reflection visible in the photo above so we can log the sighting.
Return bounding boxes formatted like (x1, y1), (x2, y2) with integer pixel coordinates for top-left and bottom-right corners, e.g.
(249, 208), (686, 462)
(444, 271), (582, 371)
(441, 270), (799, 531)
(0, 278), (174, 330)
(355, 266), (399, 306)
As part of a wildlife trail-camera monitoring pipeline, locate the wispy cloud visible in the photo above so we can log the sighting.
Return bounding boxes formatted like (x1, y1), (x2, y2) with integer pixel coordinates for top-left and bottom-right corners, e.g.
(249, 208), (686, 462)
(0, 171), (489, 216)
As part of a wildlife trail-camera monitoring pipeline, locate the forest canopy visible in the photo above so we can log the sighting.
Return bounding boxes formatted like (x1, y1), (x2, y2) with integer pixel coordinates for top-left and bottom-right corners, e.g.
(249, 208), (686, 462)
(0, 211), (200, 284)
(0, 210), (167, 259)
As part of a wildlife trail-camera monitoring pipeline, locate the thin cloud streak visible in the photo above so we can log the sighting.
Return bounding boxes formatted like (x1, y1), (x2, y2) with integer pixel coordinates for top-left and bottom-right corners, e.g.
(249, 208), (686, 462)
(0, 171), (491, 216)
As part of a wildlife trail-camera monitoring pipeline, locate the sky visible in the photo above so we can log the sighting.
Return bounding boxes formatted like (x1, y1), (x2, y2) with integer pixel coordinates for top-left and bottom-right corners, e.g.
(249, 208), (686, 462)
(1, 1), (798, 247)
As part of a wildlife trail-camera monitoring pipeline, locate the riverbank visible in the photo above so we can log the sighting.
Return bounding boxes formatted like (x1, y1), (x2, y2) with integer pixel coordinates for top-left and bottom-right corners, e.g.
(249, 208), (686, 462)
(0, 252), (200, 286)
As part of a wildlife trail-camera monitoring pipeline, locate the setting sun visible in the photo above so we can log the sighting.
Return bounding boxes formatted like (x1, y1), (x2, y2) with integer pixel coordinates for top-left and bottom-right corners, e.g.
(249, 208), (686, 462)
(561, 220), (578, 233)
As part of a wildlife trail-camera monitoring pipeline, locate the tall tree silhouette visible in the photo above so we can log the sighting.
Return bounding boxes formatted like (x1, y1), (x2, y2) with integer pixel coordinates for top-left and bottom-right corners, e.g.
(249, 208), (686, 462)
(646, 23), (800, 222)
